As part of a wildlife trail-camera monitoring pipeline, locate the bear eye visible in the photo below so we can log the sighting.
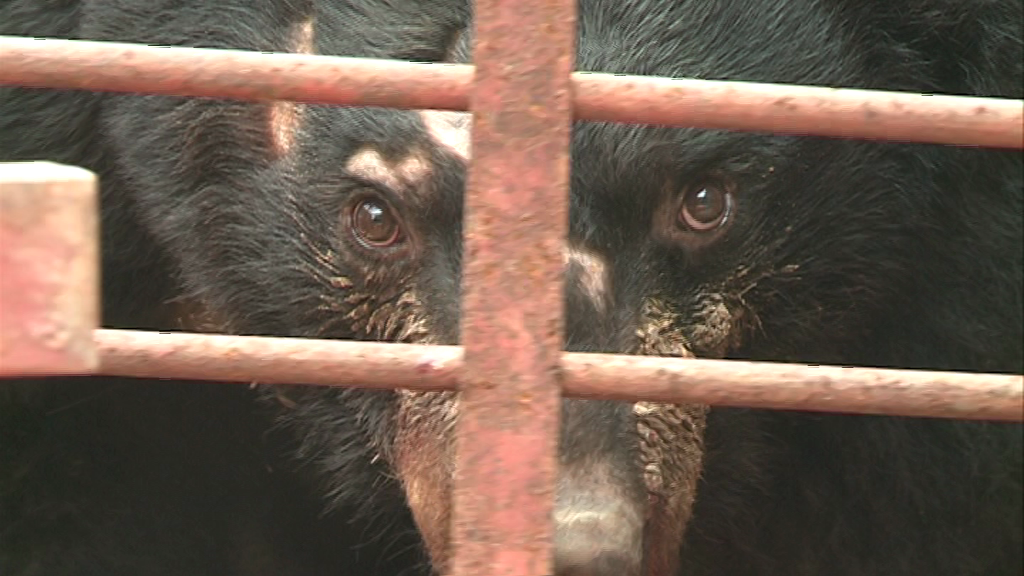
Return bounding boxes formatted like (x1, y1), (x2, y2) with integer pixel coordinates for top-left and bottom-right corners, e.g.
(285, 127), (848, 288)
(678, 179), (734, 232)
(349, 197), (405, 249)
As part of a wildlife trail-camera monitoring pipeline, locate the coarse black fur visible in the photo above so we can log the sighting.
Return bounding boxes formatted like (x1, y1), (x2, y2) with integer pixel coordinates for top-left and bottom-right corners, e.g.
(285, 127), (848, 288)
(566, 1), (1024, 574)
(1, 0), (469, 574)
(1, 0), (1022, 575)
(568, 1), (1023, 574)
(0, 377), (431, 576)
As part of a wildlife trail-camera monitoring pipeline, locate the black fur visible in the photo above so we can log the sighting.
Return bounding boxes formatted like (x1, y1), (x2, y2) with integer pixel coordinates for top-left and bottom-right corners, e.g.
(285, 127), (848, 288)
(569, 2), (1023, 574)
(1, 0), (1022, 575)
(2, 1), (468, 574)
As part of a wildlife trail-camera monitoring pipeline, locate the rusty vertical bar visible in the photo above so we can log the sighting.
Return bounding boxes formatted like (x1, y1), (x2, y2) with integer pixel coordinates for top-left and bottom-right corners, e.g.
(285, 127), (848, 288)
(451, 0), (576, 574)
(0, 161), (99, 377)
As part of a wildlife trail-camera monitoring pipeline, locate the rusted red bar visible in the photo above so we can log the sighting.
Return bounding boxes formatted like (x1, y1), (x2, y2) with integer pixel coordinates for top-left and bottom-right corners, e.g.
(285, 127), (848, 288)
(565, 353), (1024, 422)
(574, 73), (1024, 149)
(94, 330), (1024, 424)
(0, 162), (99, 377)
(451, 0), (576, 574)
(0, 35), (1020, 149)
(0, 35), (472, 112)
(97, 329), (461, 391)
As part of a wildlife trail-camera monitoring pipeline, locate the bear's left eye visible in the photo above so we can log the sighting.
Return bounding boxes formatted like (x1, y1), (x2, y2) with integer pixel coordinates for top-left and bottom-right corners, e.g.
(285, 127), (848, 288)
(677, 179), (734, 232)
(350, 197), (405, 249)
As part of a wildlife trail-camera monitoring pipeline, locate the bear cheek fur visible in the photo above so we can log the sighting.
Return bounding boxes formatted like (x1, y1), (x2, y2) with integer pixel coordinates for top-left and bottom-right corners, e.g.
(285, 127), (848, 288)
(631, 288), (759, 573)
(392, 390), (459, 573)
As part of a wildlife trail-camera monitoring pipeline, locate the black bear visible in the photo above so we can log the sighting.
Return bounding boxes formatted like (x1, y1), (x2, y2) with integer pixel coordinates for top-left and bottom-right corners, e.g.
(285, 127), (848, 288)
(1, 0), (1022, 575)
(1, 1), (467, 574)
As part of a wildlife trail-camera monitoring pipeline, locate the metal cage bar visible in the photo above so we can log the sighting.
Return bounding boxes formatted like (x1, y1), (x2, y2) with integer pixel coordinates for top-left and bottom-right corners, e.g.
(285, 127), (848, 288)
(450, 1), (576, 573)
(1, 35), (1021, 149)
(0, 162), (99, 377)
(93, 329), (1024, 422)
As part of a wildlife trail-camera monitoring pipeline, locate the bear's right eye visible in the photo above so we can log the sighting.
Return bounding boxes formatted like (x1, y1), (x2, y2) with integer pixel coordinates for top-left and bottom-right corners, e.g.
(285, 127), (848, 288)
(348, 196), (406, 250)
(677, 179), (734, 232)
(652, 173), (739, 252)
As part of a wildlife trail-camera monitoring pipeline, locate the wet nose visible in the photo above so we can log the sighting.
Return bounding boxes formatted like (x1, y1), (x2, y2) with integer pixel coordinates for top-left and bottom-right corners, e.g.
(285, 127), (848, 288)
(553, 492), (644, 576)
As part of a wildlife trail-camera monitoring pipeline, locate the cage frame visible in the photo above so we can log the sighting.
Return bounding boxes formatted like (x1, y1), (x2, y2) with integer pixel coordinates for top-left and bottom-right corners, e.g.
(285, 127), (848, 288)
(1, 1), (1023, 573)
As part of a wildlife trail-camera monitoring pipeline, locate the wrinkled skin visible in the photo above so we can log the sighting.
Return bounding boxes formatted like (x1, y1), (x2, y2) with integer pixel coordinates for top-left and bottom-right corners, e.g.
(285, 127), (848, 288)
(1, 0), (1023, 575)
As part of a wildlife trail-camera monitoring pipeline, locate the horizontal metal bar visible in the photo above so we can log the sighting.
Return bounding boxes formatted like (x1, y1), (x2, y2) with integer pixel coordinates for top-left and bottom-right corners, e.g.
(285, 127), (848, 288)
(0, 36), (470, 110)
(96, 329), (459, 390)
(573, 73), (1024, 149)
(0, 36), (1020, 148)
(93, 329), (1024, 422)
(0, 162), (99, 377)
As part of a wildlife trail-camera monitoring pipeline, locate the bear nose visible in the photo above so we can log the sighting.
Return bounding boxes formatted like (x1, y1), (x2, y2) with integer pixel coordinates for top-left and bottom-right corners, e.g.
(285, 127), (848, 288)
(553, 492), (644, 576)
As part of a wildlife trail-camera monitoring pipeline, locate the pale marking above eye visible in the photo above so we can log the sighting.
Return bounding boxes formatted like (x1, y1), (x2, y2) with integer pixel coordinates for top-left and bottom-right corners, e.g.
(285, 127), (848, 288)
(415, 28), (473, 163)
(344, 146), (434, 194)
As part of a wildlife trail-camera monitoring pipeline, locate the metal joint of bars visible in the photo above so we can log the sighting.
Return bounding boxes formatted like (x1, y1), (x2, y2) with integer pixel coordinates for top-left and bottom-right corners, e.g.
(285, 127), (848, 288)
(1, 2), (1023, 574)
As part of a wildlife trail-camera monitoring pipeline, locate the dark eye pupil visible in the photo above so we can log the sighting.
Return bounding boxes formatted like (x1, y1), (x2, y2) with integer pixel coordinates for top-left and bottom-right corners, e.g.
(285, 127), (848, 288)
(693, 189), (717, 215)
(354, 200), (400, 245)
(681, 184), (730, 231)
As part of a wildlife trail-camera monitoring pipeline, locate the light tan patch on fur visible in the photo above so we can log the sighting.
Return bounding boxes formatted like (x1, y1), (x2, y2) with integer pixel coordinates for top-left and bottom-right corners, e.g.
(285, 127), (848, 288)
(419, 110), (472, 162)
(553, 461), (646, 572)
(168, 297), (228, 334)
(344, 146), (434, 195)
(293, 17), (314, 55)
(268, 102), (302, 158)
(564, 244), (611, 314)
(634, 401), (707, 505)
(268, 17), (314, 158)
(392, 390), (459, 573)
(410, 31), (472, 168)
